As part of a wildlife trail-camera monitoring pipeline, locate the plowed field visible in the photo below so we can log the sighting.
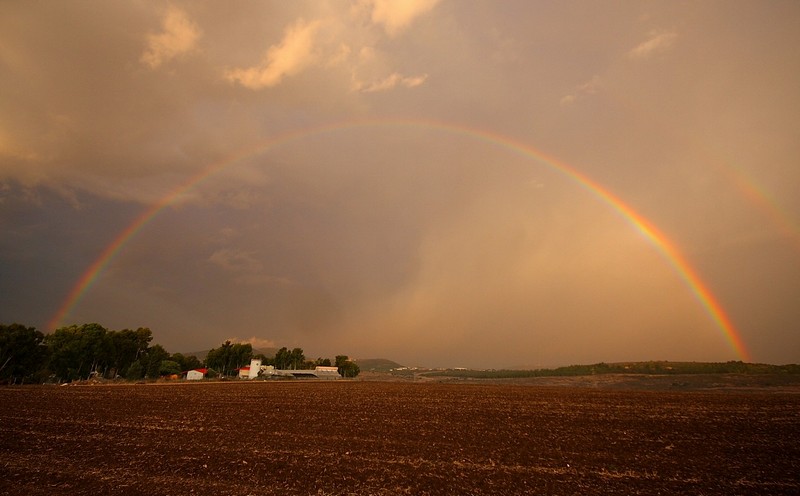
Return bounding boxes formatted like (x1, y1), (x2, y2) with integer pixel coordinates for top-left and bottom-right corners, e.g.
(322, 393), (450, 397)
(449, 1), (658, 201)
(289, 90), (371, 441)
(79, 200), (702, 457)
(1, 381), (798, 495)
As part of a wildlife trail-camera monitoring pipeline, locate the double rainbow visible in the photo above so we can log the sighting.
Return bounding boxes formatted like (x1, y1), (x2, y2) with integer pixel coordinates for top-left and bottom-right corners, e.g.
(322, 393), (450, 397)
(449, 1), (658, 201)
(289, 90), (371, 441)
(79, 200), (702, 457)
(46, 118), (751, 361)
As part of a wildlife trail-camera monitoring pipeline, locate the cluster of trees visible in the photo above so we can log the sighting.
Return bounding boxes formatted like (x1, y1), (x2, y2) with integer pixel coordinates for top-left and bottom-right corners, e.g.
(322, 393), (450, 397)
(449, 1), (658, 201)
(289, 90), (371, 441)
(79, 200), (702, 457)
(1, 322), (359, 384)
(0, 323), (200, 383)
(204, 341), (254, 377)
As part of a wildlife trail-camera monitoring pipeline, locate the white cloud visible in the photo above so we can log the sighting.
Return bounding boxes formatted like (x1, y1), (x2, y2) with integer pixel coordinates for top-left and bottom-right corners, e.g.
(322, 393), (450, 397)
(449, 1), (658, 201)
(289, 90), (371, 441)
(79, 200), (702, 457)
(560, 75), (601, 106)
(225, 19), (321, 89)
(140, 6), (201, 69)
(628, 29), (677, 60)
(224, 336), (277, 350)
(360, 0), (440, 36)
(354, 72), (428, 92)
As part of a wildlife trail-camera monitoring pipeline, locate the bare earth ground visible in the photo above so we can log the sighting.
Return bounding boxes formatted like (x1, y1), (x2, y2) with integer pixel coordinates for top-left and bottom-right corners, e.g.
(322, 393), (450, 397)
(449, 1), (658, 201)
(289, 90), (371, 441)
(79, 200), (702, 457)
(1, 380), (799, 495)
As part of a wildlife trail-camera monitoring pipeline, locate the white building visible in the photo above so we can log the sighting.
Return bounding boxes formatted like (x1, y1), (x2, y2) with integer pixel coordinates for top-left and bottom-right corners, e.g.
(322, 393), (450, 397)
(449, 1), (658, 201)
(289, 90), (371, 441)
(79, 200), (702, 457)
(238, 359), (264, 379)
(248, 358), (262, 379)
(313, 366), (341, 379)
(186, 368), (206, 380)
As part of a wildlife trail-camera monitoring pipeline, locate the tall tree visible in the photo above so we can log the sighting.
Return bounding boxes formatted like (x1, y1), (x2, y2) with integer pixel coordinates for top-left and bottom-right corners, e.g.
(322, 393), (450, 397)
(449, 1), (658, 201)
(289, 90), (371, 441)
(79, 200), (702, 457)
(206, 340), (233, 375)
(0, 323), (46, 383)
(289, 348), (305, 370)
(46, 323), (111, 381)
(274, 347), (291, 370)
(108, 329), (139, 378)
(144, 344), (169, 378)
(105, 327), (152, 378)
(170, 352), (202, 372)
(206, 341), (252, 376)
(230, 343), (254, 370)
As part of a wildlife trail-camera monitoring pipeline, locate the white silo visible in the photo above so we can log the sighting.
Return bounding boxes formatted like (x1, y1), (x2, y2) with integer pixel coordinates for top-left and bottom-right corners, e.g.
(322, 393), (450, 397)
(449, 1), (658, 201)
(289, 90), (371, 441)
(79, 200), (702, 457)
(248, 358), (262, 379)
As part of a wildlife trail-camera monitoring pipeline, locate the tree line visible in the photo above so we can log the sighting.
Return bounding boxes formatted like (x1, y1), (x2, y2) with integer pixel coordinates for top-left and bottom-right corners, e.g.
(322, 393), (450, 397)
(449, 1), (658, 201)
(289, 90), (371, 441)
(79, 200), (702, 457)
(422, 360), (800, 379)
(0, 322), (358, 384)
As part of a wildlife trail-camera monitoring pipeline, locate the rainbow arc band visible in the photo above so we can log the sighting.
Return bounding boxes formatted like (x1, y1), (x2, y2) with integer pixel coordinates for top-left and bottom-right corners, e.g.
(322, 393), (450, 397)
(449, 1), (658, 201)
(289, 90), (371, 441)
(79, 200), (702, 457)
(46, 118), (751, 361)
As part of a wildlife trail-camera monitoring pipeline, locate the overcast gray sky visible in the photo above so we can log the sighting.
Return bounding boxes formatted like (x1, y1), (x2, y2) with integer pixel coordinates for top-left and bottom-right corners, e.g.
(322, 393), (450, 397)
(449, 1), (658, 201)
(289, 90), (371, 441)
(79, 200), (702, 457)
(1, 1), (798, 368)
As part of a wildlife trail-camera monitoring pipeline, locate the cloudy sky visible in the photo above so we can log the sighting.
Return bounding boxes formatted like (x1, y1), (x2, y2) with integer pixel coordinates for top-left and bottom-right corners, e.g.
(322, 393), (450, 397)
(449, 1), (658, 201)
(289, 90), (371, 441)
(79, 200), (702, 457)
(1, 1), (798, 368)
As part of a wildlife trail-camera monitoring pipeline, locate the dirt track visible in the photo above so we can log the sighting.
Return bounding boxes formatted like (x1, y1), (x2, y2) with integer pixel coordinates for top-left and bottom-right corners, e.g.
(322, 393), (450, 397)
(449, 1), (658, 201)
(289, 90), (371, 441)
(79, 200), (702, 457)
(2, 381), (799, 495)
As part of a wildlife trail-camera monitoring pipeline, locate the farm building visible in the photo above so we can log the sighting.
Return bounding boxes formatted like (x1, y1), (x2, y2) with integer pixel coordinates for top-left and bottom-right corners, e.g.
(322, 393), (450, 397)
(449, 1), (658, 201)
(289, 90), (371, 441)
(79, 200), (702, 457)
(237, 359), (263, 379)
(186, 368), (207, 380)
(268, 366), (341, 379)
(248, 358), (261, 379)
(313, 366), (341, 379)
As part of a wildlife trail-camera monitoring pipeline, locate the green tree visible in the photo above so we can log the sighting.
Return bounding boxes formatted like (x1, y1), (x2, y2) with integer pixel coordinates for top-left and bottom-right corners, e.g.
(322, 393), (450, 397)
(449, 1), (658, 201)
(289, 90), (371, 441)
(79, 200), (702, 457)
(274, 347), (291, 369)
(206, 341), (253, 376)
(159, 360), (181, 376)
(126, 360), (144, 380)
(185, 355), (202, 370)
(143, 344), (169, 379)
(290, 348), (305, 369)
(170, 352), (202, 372)
(231, 343), (254, 370)
(315, 357), (332, 367)
(106, 328), (151, 378)
(0, 323), (47, 383)
(82, 323), (114, 377)
(205, 341), (232, 374)
(272, 347), (305, 369)
(336, 355), (360, 378)
(46, 323), (111, 381)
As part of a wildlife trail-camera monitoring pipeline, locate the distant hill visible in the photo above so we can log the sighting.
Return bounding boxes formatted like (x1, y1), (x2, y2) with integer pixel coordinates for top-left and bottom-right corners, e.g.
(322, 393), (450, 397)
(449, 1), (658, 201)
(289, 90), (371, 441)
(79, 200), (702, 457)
(355, 358), (404, 372)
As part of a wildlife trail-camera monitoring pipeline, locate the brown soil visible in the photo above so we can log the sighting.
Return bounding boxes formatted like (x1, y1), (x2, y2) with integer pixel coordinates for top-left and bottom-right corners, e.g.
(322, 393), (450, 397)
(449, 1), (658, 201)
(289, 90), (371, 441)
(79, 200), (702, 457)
(2, 381), (799, 495)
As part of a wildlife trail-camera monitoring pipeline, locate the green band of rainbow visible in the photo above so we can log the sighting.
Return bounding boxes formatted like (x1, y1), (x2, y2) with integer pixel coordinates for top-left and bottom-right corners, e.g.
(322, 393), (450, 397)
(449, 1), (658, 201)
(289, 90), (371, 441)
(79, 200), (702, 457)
(46, 118), (751, 361)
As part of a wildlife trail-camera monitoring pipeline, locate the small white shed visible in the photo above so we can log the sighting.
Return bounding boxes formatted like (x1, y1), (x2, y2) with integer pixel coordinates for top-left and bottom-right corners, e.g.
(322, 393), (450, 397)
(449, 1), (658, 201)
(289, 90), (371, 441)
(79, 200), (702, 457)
(186, 368), (206, 380)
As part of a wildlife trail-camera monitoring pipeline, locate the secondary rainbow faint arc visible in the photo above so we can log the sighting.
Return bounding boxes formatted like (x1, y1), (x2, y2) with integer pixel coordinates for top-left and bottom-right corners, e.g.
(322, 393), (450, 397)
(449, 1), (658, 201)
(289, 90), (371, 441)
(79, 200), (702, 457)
(46, 118), (751, 361)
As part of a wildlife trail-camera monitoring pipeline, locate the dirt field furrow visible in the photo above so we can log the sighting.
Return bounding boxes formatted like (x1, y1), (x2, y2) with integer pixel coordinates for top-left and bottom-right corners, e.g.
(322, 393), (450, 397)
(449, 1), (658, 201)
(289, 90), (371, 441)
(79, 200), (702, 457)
(2, 381), (799, 495)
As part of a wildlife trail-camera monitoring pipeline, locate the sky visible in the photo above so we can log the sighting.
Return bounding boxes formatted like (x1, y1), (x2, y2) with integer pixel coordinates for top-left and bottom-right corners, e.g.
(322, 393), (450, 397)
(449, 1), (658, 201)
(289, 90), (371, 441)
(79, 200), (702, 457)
(1, 1), (798, 368)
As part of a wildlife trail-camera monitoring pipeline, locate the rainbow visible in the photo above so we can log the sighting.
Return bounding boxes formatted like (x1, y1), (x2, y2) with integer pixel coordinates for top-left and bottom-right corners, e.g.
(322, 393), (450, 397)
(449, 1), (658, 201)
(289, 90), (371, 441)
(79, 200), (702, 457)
(714, 157), (800, 253)
(46, 118), (751, 361)
(609, 85), (800, 254)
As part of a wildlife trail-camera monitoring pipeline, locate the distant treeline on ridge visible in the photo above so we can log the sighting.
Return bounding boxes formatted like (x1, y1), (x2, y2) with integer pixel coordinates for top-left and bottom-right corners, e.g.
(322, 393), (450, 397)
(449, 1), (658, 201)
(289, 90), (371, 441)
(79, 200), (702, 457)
(422, 361), (800, 379)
